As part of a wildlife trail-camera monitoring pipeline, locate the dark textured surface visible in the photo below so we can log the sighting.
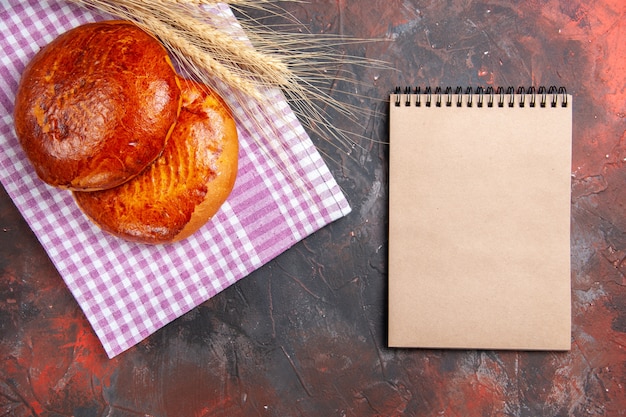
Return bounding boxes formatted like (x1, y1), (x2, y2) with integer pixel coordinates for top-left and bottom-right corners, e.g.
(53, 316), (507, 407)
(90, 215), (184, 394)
(1, 0), (626, 416)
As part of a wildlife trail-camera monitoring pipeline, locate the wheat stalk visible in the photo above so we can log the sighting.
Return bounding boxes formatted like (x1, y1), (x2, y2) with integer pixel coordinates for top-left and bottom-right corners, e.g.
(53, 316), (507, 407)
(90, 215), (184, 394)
(66, 0), (390, 178)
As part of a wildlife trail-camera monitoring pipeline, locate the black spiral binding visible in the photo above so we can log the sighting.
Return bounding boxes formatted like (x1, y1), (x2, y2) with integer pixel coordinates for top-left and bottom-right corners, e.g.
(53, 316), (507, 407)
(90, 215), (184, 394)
(393, 86), (568, 108)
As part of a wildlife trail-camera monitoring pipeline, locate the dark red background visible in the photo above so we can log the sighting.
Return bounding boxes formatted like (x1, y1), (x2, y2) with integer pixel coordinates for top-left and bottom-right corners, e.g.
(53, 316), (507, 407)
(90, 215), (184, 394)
(2, 0), (625, 416)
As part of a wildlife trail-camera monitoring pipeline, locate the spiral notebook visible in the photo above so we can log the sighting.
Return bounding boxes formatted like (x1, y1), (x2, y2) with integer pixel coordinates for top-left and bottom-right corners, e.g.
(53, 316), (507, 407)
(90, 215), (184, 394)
(388, 86), (572, 351)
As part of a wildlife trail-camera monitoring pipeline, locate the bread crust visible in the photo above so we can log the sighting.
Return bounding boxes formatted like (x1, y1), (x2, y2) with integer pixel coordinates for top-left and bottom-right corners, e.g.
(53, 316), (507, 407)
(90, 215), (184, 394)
(14, 21), (181, 191)
(73, 79), (239, 244)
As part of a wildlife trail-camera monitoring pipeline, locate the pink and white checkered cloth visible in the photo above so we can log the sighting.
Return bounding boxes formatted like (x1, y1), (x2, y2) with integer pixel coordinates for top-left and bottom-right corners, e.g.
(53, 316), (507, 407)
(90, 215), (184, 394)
(0, 1), (351, 358)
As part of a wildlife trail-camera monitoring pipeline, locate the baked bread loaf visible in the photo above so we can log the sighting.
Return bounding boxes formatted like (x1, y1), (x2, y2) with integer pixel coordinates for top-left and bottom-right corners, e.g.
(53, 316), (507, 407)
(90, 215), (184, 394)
(14, 21), (181, 191)
(73, 79), (239, 244)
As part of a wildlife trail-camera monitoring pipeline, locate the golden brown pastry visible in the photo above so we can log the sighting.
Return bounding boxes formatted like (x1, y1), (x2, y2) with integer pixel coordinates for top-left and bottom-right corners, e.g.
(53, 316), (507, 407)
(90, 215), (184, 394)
(73, 79), (239, 244)
(14, 21), (181, 191)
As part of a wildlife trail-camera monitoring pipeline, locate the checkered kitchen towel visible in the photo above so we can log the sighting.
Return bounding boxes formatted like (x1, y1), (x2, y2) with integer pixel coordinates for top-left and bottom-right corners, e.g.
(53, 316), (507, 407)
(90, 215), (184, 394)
(0, 1), (351, 357)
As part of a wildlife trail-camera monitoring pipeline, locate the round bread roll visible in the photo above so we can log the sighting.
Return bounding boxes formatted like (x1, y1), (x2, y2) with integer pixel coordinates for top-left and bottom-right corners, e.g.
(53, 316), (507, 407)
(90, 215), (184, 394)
(14, 21), (181, 191)
(73, 79), (239, 244)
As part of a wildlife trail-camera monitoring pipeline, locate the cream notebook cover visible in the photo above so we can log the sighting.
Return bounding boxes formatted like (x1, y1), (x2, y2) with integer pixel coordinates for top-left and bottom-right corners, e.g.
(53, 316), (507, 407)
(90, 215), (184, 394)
(388, 87), (572, 350)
